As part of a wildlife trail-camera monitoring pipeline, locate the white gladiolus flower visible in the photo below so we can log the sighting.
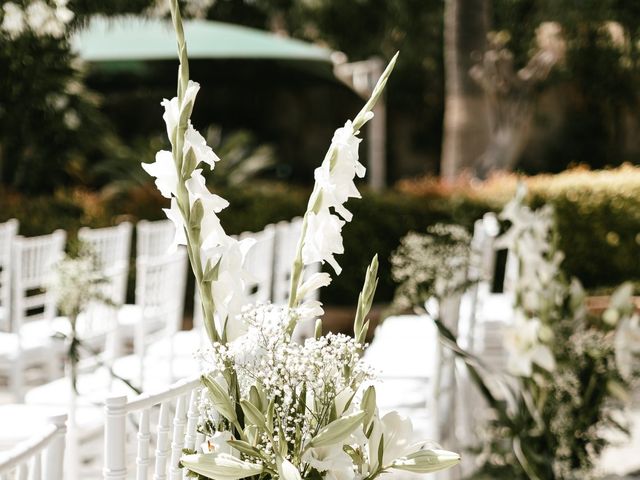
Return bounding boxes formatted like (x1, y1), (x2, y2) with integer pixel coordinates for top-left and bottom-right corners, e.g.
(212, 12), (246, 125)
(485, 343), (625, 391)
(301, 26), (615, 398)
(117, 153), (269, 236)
(184, 123), (220, 169)
(142, 150), (178, 198)
(202, 237), (255, 340)
(161, 80), (200, 144)
(25, 1), (50, 31)
(313, 120), (365, 222)
(54, 3), (73, 24)
(302, 210), (345, 274)
(163, 198), (187, 252)
(2, 2), (25, 38)
(186, 169), (229, 248)
(297, 272), (332, 300)
(504, 316), (556, 377)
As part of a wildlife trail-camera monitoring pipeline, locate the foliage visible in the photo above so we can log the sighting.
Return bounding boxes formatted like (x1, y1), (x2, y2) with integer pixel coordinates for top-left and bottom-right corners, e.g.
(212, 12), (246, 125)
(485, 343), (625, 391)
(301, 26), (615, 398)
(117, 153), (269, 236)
(434, 190), (639, 479)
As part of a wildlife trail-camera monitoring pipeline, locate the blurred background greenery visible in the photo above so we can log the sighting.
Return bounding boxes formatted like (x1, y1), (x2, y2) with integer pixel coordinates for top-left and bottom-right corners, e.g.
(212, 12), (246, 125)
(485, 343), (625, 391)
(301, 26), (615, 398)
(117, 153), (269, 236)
(1, 0), (640, 304)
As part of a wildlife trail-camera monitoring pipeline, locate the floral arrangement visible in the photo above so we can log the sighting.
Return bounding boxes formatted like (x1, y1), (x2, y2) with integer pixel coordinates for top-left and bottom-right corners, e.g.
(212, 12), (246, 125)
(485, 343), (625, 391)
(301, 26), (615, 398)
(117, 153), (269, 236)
(389, 223), (471, 314)
(47, 243), (116, 392)
(141, 1), (461, 479)
(436, 185), (639, 479)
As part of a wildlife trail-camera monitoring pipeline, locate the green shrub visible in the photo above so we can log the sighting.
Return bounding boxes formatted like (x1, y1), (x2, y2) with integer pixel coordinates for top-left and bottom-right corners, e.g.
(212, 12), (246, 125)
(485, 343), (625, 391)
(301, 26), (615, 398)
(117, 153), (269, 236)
(1, 165), (639, 305)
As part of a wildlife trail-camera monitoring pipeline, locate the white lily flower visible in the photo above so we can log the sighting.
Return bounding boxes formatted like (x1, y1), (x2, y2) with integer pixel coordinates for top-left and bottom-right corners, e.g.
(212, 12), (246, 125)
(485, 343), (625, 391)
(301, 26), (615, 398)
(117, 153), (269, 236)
(142, 150), (178, 199)
(368, 411), (418, 471)
(504, 315), (556, 377)
(162, 198), (187, 252)
(302, 443), (353, 473)
(277, 459), (302, 480)
(184, 123), (220, 169)
(202, 431), (239, 457)
(302, 210), (345, 274)
(2, 2), (25, 38)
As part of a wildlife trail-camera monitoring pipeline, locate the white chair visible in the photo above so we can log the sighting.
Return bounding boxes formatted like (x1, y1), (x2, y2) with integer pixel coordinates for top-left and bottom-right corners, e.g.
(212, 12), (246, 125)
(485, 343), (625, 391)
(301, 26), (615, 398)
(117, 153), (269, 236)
(240, 225), (275, 304)
(103, 376), (202, 480)
(0, 413), (67, 480)
(272, 217), (303, 306)
(0, 218), (18, 331)
(272, 218), (321, 341)
(136, 219), (174, 259)
(114, 248), (190, 387)
(78, 222), (132, 308)
(0, 230), (66, 400)
(364, 315), (439, 440)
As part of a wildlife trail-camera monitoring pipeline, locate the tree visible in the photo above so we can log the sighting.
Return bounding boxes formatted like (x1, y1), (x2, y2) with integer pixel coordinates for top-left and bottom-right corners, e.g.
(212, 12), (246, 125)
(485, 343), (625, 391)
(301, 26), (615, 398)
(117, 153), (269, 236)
(440, 0), (491, 180)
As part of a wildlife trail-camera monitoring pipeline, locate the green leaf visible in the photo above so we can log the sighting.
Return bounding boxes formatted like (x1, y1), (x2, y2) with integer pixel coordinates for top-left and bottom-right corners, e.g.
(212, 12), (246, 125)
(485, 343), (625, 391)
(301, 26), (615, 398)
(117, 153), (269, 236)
(309, 411), (366, 448)
(361, 385), (377, 431)
(201, 375), (237, 423)
(249, 385), (263, 411)
(240, 399), (267, 430)
(226, 440), (265, 461)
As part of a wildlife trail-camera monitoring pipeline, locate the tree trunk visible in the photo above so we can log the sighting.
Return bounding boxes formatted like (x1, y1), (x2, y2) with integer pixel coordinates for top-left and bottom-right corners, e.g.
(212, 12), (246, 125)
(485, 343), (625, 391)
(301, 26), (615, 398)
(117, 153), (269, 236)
(441, 0), (491, 180)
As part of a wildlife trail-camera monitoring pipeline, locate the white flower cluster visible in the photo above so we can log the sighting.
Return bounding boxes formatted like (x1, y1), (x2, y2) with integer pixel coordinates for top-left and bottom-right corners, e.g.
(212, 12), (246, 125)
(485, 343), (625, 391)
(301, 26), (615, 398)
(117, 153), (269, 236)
(390, 224), (471, 312)
(1, 0), (73, 39)
(190, 302), (459, 480)
(497, 185), (558, 377)
(142, 80), (254, 338)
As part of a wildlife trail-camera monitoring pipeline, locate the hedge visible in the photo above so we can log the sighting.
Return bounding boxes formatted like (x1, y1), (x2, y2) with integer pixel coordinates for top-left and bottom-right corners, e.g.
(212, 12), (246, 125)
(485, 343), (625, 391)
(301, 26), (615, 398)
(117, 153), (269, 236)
(1, 165), (639, 305)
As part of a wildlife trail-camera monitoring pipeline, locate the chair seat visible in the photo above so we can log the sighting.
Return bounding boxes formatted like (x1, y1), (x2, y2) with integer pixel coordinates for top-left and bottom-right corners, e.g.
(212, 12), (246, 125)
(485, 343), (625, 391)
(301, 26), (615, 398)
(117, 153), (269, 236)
(0, 330), (59, 361)
(0, 404), (103, 450)
(111, 350), (201, 386)
(25, 368), (140, 407)
(146, 328), (206, 358)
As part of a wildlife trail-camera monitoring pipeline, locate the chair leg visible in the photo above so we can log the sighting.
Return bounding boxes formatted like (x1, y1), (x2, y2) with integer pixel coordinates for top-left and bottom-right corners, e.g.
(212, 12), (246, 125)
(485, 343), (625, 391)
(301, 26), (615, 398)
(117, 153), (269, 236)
(10, 357), (24, 402)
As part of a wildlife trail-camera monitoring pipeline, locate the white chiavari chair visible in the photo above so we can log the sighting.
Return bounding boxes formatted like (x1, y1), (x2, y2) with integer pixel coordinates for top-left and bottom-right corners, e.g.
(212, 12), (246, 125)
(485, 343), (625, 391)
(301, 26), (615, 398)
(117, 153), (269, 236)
(0, 219), (18, 332)
(272, 218), (321, 341)
(103, 377), (202, 480)
(113, 248), (190, 387)
(136, 219), (174, 259)
(0, 230), (66, 400)
(240, 224), (275, 305)
(0, 414), (66, 480)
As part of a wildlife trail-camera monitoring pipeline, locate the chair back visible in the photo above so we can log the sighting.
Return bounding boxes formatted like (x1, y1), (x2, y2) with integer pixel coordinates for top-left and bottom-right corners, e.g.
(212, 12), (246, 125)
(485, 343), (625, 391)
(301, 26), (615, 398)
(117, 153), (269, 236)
(11, 230), (66, 333)
(272, 217), (302, 305)
(0, 414), (67, 480)
(136, 220), (174, 259)
(0, 219), (18, 331)
(103, 378), (202, 480)
(78, 222), (133, 307)
(239, 225), (275, 304)
(134, 249), (188, 385)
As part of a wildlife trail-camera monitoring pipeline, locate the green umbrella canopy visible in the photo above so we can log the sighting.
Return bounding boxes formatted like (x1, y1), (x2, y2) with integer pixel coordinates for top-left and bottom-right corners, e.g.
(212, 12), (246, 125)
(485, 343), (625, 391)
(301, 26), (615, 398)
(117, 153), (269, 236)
(72, 16), (334, 64)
